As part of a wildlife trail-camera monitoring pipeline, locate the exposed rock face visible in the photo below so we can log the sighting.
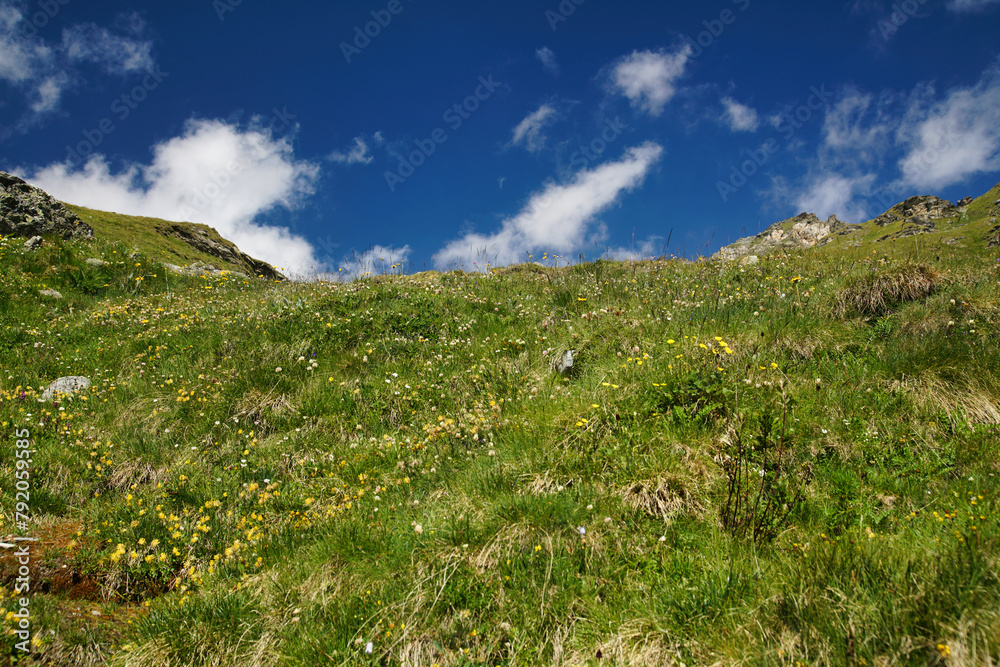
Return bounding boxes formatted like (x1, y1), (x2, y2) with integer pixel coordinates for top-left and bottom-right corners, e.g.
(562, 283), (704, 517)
(957, 196), (973, 207)
(712, 213), (856, 261)
(161, 223), (282, 280)
(873, 196), (956, 227)
(0, 172), (94, 240)
(873, 196), (959, 242)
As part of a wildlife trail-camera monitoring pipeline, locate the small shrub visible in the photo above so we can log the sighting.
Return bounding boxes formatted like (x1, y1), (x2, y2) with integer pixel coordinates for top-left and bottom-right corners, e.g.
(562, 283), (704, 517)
(835, 263), (939, 317)
(719, 392), (803, 542)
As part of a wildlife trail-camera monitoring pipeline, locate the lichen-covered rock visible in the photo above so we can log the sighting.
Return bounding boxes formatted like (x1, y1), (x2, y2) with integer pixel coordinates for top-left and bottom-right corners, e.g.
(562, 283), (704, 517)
(873, 196), (956, 227)
(38, 288), (63, 299)
(713, 213), (855, 261)
(42, 376), (91, 401)
(0, 172), (94, 240)
(23, 235), (43, 250)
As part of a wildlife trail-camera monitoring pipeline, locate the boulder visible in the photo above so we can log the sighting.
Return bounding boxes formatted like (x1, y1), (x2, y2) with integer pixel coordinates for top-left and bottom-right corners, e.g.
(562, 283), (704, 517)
(42, 376), (91, 401)
(85, 258), (107, 267)
(38, 289), (63, 299)
(23, 235), (43, 251)
(957, 196), (973, 207)
(0, 172), (94, 240)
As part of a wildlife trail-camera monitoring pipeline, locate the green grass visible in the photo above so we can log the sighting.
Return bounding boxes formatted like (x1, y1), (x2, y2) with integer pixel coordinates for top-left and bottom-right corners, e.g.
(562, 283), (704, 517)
(1, 193), (1000, 666)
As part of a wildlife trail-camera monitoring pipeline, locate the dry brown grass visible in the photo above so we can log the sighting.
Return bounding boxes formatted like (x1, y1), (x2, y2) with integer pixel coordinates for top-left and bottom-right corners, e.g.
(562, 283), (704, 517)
(890, 372), (1000, 425)
(836, 263), (940, 317)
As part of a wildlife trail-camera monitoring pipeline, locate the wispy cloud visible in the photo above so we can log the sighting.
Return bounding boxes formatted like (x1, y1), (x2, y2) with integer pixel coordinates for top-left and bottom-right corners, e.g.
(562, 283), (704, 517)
(510, 104), (558, 153)
(0, 3), (155, 125)
(896, 65), (1000, 190)
(328, 133), (382, 165)
(945, 0), (1000, 11)
(721, 97), (760, 132)
(607, 46), (691, 117)
(434, 142), (663, 269)
(764, 60), (1000, 222)
(20, 117), (321, 276)
(61, 15), (154, 74)
(535, 46), (559, 74)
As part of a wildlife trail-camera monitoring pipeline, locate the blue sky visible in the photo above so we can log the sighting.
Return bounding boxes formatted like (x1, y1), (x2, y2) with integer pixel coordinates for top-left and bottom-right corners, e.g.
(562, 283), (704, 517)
(2, 0), (999, 276)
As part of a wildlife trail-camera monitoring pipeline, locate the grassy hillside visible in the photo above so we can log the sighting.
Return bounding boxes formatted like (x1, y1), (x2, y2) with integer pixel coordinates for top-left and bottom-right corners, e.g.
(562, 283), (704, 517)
(65, 205), (282, 279)
(1, 198), (999, 666)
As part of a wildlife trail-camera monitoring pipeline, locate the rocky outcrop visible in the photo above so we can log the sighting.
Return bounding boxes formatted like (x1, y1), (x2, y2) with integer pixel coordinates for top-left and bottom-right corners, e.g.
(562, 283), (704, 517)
(0, 172), (94, 240)
(160, 223), (283, 280)
(873, 196), (956, 228)
(712, 213), (857, 261)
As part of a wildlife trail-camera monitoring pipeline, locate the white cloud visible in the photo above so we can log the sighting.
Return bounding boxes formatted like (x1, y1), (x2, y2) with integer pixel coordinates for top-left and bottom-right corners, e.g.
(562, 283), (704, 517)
(790, 173), (878, 222)
(608, 46), (691, 117)
(0, 2), (155, 123)
(61, 16), (154, 74)
(946, 0), (1000, 11)
(721, 97), (759, 132)
(336, 245), (412, 280)
(21, 118), (321, 276)
(434, 142), (663, 269)
(510, 104), (557, 153)
(536, 47), (559, 74)
(328, 136), (376, 165)
(897, 66), (1000, 190)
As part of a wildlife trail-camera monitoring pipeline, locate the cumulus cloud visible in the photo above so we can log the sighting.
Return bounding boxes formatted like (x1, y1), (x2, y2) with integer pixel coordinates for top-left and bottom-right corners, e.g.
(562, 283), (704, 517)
(433, 142), (663, 269)
(0, 3), (154, 125)
(896, 67), (1000, 190)
(21, 118), (321, 276)
(721, 97), (760, 132)
(510, 104), (557, 153)
(336, 245), (412, 280)
(535, 46), (559, 74)
(607, 46), (691, 117)
(328, 134), (380, 165)
(946, 0), (1000, 11)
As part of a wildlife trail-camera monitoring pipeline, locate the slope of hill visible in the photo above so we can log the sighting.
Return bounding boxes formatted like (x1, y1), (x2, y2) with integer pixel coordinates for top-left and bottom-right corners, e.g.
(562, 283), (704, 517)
(66, 205), (285, 280)
(1, 182), (999, 666)
(713, 183), (1000, 264)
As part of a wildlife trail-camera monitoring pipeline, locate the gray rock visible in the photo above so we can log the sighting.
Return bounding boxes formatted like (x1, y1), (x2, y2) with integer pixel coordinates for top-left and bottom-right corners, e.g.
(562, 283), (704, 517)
(0, 172), (94, 240)
(38, 288), (62, 299)
(23, 235), (43, 251)
(42, 376), (91, 401)
(712, 212), (855, 262)
(957, 196), (973, 207)
(552, 350), (574, 374)
(85, 258), (107, 267)
(739, 255), (759, 266)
